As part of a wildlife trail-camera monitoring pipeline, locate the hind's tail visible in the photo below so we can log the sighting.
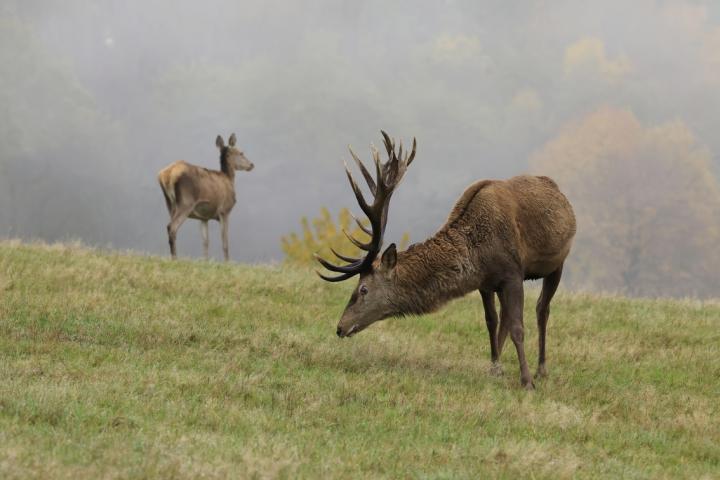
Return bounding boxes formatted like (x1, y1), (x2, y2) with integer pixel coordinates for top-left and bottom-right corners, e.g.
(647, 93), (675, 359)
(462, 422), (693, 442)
(158, 161), (192, 214)
(157, 170), (176, 214)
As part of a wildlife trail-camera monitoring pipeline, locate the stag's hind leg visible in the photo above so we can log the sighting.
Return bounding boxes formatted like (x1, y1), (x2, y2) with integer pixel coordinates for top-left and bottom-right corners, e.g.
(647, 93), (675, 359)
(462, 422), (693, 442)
(480, 290), (503, 376)
(535, 264), (563, 379)
(499, 278), (533, 389)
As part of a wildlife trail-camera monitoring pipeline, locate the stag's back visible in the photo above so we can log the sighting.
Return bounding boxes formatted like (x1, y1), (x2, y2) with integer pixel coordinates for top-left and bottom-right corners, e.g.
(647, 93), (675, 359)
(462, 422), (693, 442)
(444, 175), (576, 277)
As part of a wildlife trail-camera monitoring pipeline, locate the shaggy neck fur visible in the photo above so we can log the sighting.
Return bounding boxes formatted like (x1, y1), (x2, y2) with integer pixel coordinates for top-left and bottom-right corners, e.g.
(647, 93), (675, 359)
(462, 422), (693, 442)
(390, 228), (479, 316)
(387, 180), (500, 317)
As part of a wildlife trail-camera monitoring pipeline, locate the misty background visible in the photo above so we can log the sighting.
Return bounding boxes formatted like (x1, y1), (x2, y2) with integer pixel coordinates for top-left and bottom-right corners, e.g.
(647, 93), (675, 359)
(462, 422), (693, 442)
(2, 1), (719, 297)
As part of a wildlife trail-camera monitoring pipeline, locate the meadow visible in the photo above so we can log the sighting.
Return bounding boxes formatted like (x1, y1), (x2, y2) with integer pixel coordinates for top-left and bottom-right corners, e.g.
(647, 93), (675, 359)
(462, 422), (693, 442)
(0, 241), (718, 479)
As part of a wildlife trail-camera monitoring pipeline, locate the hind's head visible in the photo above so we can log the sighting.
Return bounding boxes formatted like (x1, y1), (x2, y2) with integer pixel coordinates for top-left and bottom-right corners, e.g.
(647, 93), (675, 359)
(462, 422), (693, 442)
(216, 133), (254, 171)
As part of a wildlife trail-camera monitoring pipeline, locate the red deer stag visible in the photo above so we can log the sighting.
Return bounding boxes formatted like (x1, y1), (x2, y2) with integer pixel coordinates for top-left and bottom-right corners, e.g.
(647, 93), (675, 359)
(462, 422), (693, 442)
(316, 131), (576, 389)
(158, 133), (254, 261)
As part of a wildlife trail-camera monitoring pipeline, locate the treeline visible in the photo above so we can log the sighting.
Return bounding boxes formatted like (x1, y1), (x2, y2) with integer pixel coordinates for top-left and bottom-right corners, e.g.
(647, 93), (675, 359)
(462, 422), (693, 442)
(533, 108), (720, 298)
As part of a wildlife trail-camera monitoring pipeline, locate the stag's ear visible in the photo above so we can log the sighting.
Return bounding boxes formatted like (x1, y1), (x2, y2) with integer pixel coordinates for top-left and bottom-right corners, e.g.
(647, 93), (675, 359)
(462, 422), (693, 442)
(228, 133), (237, 146)
(381, 243), (397, 270)
(216, 135), (225, 149)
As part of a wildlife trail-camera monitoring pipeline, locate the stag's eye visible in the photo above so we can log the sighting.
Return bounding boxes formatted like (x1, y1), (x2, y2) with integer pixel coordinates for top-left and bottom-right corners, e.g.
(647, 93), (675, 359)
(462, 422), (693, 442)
(359, 284), (368, 296)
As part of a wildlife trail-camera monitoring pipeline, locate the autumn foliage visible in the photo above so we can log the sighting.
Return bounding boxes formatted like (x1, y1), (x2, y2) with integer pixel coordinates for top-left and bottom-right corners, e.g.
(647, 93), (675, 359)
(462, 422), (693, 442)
(531, 107), (720, 297)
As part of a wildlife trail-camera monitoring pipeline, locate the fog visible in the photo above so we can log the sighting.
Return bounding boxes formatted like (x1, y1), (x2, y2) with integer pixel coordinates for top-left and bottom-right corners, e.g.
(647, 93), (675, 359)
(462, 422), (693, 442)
(2, 1), (719, 296)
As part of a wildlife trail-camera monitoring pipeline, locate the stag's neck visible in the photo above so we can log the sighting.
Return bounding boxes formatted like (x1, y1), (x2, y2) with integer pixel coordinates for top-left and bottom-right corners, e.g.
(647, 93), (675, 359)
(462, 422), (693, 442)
(391, 229), (479, 316)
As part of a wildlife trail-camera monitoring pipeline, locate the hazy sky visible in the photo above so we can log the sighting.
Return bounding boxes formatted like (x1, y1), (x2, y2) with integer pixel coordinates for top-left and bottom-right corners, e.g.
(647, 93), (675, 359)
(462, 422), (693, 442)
(1, 0), (719, 262)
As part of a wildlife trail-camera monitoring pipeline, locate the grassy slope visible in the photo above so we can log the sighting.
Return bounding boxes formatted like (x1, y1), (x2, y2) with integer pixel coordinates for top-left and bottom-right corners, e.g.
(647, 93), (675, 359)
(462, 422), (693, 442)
(0, 241), (718, 479)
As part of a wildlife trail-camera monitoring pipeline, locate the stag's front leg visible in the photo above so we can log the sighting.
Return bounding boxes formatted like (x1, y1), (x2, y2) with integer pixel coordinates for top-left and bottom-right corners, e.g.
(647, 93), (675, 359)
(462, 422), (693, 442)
(497, 309), (510, 357)
(480, 290), (503, 376)
(499, 278), (533, 390)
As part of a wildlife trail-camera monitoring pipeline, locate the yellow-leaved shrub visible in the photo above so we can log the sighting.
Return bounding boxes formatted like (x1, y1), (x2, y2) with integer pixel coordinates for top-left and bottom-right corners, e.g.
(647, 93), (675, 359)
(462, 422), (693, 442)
(281, 207), (410, 266)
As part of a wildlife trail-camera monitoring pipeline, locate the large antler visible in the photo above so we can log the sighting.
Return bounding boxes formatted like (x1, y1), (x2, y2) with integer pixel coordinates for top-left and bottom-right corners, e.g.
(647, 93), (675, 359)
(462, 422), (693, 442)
(316, 131), (416, 282)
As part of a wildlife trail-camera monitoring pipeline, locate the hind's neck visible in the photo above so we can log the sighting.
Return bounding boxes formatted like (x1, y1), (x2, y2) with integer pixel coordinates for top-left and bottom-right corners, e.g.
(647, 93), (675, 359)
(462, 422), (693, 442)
(220, 151), (235, 181)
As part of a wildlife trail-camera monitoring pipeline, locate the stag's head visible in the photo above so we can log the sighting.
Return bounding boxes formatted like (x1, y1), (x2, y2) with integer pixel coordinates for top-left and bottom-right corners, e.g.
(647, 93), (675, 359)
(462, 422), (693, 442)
(216, 133), (254, 171)
(316, 131), (416, 338)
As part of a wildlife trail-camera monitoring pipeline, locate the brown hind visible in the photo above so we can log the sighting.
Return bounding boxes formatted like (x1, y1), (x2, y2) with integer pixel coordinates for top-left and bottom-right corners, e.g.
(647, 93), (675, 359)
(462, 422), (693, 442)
(158, 133), (254, 261)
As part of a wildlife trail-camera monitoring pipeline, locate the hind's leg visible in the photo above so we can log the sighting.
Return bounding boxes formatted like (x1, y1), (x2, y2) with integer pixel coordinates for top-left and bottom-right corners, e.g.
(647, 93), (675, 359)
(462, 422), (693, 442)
(201, 221), (209, 259)
(220, 214), (230, 261)
(535, 264), (563, 379)
(167, 205), (193, 259)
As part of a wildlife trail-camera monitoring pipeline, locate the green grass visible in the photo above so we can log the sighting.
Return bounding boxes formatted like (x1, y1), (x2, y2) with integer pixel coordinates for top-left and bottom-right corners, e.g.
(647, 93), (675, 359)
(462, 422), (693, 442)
(0, 240), (719, 479)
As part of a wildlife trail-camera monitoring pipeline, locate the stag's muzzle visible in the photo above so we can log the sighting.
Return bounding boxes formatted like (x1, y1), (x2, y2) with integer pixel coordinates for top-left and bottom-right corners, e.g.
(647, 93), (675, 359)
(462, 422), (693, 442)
(336, 324), (359, 338)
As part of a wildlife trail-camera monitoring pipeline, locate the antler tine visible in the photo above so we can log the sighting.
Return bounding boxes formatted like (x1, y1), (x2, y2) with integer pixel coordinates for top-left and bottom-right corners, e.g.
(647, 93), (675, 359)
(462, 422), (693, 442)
(348, 146), (377, 195)
(313, 253), (363, 273)
(407, 137), (417, 165)
(313, 241), (365, 278)
(349, 211), (372, 236)
(380, 130), (395, 162)
(343, 228), (372, 251)
(370, 142), (381, 165)
(344, 163), (372, 217)
(330, 247), (360, 263)
(313, 243), (364, 279)
(381, 131), (411, 188)
(315, 270), (356, 282)
(370, 143), (383, 191)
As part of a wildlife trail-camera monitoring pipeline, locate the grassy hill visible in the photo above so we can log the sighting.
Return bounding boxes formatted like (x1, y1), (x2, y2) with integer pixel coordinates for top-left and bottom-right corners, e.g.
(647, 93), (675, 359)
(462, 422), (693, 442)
(0, 241), (718, 479)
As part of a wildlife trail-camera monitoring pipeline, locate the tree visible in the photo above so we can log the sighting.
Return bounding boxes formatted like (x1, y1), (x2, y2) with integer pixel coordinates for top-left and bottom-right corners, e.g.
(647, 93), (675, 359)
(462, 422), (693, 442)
(530, 107), (720, 298)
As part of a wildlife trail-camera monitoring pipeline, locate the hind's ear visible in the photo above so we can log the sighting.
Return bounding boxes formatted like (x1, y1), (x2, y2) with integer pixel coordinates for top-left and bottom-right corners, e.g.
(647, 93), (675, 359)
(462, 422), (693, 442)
(228, 133), (237, 146)
(216, 135), (225, 148)
(381, 243), (397, 270)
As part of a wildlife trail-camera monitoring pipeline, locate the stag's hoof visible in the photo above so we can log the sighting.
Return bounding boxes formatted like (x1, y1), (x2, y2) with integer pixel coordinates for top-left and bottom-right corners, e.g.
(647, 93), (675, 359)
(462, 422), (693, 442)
(534, 364), (548, 379)
(522, 380), (536, 391)
(489, 362), (504, 377)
